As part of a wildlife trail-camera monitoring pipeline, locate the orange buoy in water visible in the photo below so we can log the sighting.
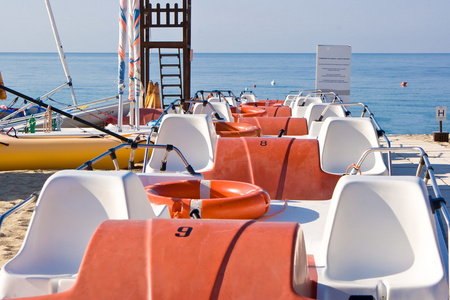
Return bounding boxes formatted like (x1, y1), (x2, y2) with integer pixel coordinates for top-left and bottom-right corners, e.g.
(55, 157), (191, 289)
(401, 81), (408, 87)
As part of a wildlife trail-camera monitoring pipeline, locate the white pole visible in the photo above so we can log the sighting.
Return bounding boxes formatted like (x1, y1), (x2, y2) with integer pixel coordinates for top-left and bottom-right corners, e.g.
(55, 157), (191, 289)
(117, 0), (128, 132)
(127, 0), (135, 127)
(44, 0), (77, 106)
(132, 0), (141, 131)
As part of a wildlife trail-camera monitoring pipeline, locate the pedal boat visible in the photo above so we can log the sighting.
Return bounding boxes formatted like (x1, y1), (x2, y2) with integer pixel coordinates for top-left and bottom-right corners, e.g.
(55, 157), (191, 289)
(0, 98), (448, 300)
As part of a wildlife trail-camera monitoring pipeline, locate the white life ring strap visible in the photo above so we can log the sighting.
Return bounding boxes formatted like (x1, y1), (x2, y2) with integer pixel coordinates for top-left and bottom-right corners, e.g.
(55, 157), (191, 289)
(190, 180), (211, 218)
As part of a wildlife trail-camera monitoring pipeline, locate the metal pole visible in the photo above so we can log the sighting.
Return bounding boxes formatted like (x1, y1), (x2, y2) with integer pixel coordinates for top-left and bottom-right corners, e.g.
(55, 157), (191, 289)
(44, 0), (77, 106)
(0, 192), (39, 233)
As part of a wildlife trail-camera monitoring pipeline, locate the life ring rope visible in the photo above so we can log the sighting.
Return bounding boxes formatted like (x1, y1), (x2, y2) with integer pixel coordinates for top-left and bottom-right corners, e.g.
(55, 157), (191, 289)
(257, 199), (287, 221)
(345, 163), (362, 175)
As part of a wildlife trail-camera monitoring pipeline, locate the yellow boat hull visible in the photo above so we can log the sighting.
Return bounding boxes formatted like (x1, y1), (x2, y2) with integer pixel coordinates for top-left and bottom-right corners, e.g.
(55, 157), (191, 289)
(0, 135), (147, 170)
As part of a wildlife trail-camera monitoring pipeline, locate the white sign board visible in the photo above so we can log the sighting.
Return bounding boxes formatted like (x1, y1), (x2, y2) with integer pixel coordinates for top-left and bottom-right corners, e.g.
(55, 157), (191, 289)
(316, 45), (352, 102)
(436, 106), (447, 121)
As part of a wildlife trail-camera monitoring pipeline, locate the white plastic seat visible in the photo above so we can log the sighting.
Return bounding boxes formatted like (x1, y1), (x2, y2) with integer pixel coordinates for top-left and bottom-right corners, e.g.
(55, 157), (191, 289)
(166, 105), (185, 114)
(318, 176), (447, 299)
(192, 101), (233, 122)
(283, 94), (299, 107)
(306, 103), (348, 137)
(240, 93), (257, 103)
(0, 170), (164, 299)
(223, 96), (238, 107)
(209, 96), (239, 107)
(288, 96), (305, 109)
(146, 114), (217, 173)
(207, 96), (221, 102)
(291, 97), (325, 118)
(303, 103), (347, 128)
(317, 117), (387, 175)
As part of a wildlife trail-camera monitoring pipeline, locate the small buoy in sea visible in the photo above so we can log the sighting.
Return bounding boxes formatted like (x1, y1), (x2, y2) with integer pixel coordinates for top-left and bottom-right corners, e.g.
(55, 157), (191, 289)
(253, 84), (256, 88)
(244, 87), (248, 91)
(401, 81), (407, 87)
(271, 80), (276, 86)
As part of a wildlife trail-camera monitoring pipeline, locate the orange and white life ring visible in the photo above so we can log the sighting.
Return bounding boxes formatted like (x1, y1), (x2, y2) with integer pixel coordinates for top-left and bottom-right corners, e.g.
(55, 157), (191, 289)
(214, 121), (261, 138)
(230, 106), (267, 122)
(145, 180), (270, 219)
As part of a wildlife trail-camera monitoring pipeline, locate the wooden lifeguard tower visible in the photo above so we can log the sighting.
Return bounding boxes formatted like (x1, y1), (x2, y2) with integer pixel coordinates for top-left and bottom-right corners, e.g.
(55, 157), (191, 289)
(140, 0), (192, 107)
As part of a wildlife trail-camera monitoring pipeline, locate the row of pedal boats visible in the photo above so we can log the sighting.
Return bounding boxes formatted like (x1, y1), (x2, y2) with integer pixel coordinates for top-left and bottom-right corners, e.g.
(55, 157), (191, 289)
(0, 90), (370, 170)
(0, 90), (449, 299)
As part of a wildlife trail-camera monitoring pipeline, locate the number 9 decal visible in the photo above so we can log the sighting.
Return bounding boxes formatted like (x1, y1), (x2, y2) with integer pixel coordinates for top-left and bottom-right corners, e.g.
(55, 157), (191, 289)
(175, 226), (193, 237)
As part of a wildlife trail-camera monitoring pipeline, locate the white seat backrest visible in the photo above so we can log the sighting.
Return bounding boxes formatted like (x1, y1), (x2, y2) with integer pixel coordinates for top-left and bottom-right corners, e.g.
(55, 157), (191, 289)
(291, 97), (324, 117)
(224, 96), (238, 107)
(318, 176), (445, 298)
(301, 96), (323, 107)
(289, 96), (304, 109)
(147, 114), (217, 173)
(285, 94), (297, 101)
(208, 97), (220, 102)
(291, 95), (323, 109)
(240, 94), (257, 103)
(3, 170), (155, 276)
(192, 102), (232, 122)
(166, 105), (185, 114)
(292, 106), (308, 118)
(317, 117), (387, 175)
(283, 94), (298, 107)
(304, 103), (346, 128)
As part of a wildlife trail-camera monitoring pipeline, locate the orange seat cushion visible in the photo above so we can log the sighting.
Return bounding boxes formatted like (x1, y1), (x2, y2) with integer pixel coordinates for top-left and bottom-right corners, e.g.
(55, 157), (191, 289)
(261, 106), (292, 117)
(202, 137), (340, 200)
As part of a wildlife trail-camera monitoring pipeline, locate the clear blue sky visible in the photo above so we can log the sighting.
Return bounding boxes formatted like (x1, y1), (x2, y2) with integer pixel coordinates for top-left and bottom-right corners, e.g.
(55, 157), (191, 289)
(1, 0), (449, 53)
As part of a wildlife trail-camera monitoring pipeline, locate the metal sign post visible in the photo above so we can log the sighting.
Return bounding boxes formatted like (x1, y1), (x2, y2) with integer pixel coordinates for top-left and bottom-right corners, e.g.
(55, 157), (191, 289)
(434, 106), (448, 142)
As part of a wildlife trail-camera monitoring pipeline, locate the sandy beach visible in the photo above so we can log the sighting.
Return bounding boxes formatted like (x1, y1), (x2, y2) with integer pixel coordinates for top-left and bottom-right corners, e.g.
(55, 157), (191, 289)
(0, 134), (448, 268)
(0, 170), (56, 264)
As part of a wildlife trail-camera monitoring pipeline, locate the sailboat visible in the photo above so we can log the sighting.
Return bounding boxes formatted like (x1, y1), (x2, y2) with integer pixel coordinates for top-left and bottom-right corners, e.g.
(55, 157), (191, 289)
(0, 0), (154, 170)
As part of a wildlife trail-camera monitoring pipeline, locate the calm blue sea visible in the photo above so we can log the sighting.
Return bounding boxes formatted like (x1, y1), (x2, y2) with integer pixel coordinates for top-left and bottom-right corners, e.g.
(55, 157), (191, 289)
(1, 52), (449, 134)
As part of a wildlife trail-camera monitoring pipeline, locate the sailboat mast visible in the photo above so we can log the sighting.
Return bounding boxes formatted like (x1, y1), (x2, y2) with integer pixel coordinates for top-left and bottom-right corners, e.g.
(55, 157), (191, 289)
(117, 0), (128, 132)
(44, 0), (77, 106)
(130, 0), (141, 131)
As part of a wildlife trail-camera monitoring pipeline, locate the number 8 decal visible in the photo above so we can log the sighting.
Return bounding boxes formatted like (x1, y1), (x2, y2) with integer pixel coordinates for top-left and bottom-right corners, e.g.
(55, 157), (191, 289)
(175, 226), (193, 237)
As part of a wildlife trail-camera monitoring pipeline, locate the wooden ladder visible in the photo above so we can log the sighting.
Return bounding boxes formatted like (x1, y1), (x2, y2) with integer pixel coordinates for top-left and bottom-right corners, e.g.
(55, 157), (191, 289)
(159, 49), (183, 106)
(141, 0), (191, 106)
